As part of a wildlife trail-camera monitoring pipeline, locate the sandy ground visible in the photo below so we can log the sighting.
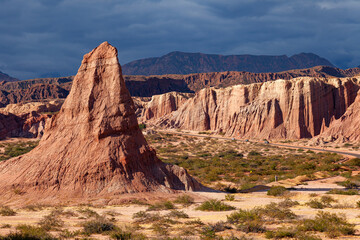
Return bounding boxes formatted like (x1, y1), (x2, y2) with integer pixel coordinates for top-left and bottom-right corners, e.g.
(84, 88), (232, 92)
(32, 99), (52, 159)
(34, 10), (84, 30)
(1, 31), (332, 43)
(0, 183), (359, 239)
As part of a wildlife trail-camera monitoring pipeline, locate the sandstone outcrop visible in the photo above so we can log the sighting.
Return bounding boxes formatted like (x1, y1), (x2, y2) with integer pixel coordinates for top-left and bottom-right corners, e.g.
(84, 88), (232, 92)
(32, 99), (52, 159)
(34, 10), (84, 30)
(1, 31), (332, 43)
(136, 92), (193, 122)
(312, 90), (360, 143)
(0, 100), (64, 139)
(157, 77), (360, 139)
(0, 42), (203, 203)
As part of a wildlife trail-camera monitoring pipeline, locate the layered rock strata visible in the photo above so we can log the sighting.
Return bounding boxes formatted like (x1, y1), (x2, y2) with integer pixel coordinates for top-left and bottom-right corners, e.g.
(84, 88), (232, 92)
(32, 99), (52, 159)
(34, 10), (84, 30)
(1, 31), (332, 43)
(157, 77), (360, 139)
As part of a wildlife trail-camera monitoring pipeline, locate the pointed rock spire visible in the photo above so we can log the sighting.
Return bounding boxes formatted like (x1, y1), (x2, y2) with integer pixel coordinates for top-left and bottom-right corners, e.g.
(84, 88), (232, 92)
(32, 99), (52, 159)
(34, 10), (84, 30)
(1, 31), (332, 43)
(0, 42), (203, 204)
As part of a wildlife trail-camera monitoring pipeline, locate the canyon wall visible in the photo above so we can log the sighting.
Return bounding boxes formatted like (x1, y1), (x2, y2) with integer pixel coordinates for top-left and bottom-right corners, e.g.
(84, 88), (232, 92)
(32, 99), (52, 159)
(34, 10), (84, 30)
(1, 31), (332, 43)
(156, 77), (360, 139)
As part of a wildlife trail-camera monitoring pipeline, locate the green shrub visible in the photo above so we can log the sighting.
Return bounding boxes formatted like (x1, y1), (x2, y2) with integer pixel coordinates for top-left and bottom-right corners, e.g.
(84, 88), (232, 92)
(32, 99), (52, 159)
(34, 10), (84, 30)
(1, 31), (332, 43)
(356, 201), (360, 208)
(227, 209), (261, 224)
(82, 217), (116, 235)
(259, 203), (297, 220)
(11, 224), (57, 240)
(196, 199), (235, 211)
(236, 220), (265, 233)
(165, 210), (189, 219)
(298, 211), (355, 238)
(346, 158), (360, 166)
(138, 124), (146, 130)
(147, 201), (175, 211)
(225, 194), (235, 201)
(336, 180), (359, 189)
(326, 189), (359, 195)
(248, 151), (261, 156)
(265, 228), (321, 240)
(38, 214), (64, 231)
(174, 194), (194, 206)
(0, 206), (16, 216)
(132, 211), (163, 223)
(277, 199), (299, 208)
(110, 229), (146, 240)
(267, 186), (288, 196)
(306, 199), (326, 209)
(77, 208), (100, 218)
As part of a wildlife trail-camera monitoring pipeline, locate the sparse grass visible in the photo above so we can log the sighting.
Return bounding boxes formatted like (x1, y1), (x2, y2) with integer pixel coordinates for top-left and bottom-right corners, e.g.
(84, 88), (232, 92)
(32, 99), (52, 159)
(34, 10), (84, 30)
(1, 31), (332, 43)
(196, 199), (235, 211)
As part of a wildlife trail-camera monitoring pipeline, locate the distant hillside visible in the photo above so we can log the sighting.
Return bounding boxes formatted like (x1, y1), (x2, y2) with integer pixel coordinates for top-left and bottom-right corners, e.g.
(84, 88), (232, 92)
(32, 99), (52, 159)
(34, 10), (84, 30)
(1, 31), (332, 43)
(0, 71), (18, 82)
(122, 52), (334, 75)
(1, 65), (359, 107)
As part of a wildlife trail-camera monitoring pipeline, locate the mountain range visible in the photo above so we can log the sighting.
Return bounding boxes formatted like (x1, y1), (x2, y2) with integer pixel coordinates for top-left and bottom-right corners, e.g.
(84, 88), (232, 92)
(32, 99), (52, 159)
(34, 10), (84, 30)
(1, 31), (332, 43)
(0, 71), (18, 82)
(122, 52), (334, 75)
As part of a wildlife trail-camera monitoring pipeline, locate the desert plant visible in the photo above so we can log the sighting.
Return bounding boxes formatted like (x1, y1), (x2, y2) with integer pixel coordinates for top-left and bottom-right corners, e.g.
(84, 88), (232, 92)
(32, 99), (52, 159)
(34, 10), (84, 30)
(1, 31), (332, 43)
(227, 209), (261, 224)
(0, 206), (16, 216)
(259, 203), (297, 220)
(267, 186), (287, 196)
(225, 194), (235, 201)
(277, 198), (299, 208)
(165, 210), (189, 219)
(82, 216), (116, 235)
(196, 199), (235, 211)
(298, 211), (355, 238)
(38, 214), (64, 231)
(13, 224), (57, 239)
(306, 199), (326, 209)
(147, 201), (175, 211)
(326, 189), (359, 195)
(173, 194), (194, 206)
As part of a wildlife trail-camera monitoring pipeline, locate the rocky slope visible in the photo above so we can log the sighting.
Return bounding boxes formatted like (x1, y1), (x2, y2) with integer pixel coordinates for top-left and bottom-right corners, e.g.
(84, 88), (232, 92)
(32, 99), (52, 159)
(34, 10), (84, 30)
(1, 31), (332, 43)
(2, 66), (360, 107)
(0, 71), (18, 82)
(156, 77), (360, 139)
(122, 51), (334, 75)
(0, 42), (203, 204)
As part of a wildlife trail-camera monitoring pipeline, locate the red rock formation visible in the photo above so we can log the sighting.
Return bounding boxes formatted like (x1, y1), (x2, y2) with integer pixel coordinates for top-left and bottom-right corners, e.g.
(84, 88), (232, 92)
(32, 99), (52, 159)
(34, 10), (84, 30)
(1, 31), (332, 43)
(137, 92), (193, 122)
(157, 77), (360, 139)
(0, 100), (63, 138)
(0, 42), (202, 203)
(313, 90), (360, 143)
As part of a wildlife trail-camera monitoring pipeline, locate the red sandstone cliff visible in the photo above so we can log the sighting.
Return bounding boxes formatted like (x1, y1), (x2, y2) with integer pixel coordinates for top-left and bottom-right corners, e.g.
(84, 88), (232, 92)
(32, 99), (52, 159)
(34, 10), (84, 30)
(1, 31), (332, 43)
(312, 90), (360, 143)
(156, 77), (360, 139)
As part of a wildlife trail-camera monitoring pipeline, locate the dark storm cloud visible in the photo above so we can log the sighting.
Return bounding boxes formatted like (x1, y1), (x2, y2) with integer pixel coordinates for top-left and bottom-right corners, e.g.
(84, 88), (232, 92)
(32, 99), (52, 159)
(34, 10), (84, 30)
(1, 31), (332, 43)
(0, 0), (359, 79)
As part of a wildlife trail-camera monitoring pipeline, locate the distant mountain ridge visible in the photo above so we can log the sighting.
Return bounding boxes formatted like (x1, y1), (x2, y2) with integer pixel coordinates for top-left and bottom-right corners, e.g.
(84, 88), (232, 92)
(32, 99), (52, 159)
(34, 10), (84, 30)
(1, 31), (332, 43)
(122, 51), (334, 75)
(1, 65), (359, 108)
(0, 70), (18, 82)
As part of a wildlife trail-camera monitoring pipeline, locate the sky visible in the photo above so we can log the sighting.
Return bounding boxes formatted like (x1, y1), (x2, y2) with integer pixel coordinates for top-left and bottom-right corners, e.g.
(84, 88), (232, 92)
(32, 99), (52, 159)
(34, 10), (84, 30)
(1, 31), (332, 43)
(0, 0), (360, 80)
